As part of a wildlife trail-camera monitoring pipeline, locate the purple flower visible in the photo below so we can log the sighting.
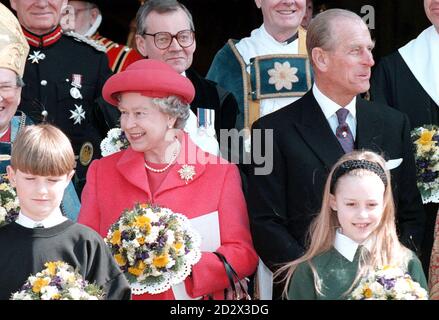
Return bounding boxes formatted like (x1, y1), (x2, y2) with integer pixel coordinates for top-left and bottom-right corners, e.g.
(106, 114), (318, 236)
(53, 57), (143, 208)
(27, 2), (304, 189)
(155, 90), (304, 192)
(121, 230), (135, 241)
(377, 276), (396, 290)
(136, 251), (149, 260)
(421, 170), (438, 183)
(50, 276), (63, 288)
(5, 210), (19, 223)
(22, 282), (32, 290)
(416, 160), (429, 169)
(157, 235), (168, 248)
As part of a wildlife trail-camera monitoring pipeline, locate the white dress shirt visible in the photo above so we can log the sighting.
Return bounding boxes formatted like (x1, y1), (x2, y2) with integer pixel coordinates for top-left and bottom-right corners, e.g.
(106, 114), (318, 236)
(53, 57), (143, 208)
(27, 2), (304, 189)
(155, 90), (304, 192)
(313, 84), (357, 140)
(16, 210), (67, 229)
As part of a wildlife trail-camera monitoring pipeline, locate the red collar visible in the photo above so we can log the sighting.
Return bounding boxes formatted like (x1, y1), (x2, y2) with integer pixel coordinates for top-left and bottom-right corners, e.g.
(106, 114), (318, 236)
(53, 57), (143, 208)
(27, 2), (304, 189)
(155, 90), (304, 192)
(23, 25), (62, 48)
(0, 127), (11, 143)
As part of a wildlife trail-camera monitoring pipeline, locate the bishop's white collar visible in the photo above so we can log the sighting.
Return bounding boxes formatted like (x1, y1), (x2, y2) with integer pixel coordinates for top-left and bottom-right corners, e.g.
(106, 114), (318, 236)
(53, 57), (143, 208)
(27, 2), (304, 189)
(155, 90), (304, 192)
(235, 24), (299, 65)
(399, 25), (439, 107)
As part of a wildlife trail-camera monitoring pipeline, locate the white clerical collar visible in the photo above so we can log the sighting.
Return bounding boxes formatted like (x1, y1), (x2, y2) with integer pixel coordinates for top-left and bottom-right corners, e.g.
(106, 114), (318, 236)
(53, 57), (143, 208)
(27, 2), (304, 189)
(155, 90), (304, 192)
(313, 84), (357, 121)
(334, 229), (373, 262)
(235, 24), (299, 65)
(399, 25), (439, 107)
(260, 24), (298, 46)
(16, 210), (67, 229)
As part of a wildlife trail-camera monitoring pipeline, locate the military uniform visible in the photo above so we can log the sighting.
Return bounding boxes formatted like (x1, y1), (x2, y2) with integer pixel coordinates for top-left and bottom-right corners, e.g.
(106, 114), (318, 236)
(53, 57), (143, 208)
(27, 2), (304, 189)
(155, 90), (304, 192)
(19, 25), (118, 195)
(91, 33), (143, 73)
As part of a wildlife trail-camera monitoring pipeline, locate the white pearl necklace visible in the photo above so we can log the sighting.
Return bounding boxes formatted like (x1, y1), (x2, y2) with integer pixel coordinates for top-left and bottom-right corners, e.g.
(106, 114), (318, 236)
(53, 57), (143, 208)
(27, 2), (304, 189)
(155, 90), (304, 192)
(144, 141), (180, 173)
(144, 159), (176, 173)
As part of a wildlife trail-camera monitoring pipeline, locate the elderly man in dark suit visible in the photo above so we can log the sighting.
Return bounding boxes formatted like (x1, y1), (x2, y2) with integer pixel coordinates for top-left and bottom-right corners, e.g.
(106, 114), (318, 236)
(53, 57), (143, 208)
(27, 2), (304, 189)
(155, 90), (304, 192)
(247, 8), (425, 298)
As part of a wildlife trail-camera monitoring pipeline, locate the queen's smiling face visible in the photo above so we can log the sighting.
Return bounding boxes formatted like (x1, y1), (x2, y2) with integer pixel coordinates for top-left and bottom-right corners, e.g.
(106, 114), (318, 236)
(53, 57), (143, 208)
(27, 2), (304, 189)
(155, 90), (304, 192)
(118, 92), (176, 159)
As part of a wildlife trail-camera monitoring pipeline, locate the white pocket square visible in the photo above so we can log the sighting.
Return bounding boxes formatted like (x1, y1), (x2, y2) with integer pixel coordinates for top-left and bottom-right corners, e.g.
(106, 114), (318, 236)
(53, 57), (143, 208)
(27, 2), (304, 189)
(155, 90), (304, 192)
(385, 158), (403, 170)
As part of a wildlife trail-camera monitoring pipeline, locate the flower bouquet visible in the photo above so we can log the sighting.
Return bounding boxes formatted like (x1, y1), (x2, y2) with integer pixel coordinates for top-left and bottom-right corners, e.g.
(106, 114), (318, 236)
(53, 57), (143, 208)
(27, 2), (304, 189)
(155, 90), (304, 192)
(100, 128), (129, 157)
(105, 203), (201, 295)
(0, 174), (19, 227)
(411, 125), (439, 203)
(11, 261), (104, 300)
(349, 265), (428, 300)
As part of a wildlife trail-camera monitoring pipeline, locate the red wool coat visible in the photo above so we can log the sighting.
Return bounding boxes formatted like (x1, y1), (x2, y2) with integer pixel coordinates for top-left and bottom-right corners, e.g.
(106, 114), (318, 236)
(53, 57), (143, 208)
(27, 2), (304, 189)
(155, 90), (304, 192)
(78, 134), (258, 300)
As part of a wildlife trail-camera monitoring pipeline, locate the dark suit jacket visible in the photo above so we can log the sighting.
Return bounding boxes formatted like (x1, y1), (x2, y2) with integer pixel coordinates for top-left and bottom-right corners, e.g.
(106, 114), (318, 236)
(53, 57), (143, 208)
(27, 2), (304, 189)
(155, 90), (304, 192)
(247, 90), (425, 269)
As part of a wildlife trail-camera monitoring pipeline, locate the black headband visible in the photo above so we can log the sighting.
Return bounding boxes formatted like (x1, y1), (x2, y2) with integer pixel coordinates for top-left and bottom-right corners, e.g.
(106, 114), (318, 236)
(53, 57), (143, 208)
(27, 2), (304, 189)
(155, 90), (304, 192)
(330, 159), (387, 193)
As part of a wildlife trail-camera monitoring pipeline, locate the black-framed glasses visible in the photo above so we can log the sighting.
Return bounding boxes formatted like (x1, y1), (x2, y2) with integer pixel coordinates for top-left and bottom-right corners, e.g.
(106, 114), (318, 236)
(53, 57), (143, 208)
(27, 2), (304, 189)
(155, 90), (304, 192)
(142, 29), (195, 50)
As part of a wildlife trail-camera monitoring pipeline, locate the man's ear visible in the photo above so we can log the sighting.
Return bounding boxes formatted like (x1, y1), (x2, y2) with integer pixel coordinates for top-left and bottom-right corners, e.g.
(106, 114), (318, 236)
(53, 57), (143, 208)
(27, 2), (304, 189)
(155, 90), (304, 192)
(135, 34), (148, 57)
(10, 0), (17, 11)
(6, 165), (16, 187)
(254, 0), (262, 9)
(90, 8), (100, 23)
(311, 47), (330, 72)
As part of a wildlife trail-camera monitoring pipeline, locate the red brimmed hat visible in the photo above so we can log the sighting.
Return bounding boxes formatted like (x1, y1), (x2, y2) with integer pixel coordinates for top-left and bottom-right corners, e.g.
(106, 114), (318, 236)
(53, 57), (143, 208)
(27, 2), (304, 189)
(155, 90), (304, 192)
(102, 59), (195, 106)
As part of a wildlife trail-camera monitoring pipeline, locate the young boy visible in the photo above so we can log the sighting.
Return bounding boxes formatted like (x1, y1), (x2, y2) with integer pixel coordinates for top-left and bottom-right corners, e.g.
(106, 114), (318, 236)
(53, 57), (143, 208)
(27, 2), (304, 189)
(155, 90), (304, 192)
(0, 2), (80, 221)
(0, 124), (130, 300)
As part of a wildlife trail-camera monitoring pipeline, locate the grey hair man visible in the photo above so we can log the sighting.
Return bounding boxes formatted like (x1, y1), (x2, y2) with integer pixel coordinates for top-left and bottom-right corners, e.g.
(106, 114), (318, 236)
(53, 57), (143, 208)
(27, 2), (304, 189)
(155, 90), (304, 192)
(247, 8), (425, 299)
(135, 0), (238, 158)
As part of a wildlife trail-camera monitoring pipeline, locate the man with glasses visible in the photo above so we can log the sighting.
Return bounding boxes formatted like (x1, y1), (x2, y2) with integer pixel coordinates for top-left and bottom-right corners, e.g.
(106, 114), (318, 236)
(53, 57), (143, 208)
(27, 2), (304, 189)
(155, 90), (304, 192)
(135, 0), (238, 158)
(64, 0), (142, 73)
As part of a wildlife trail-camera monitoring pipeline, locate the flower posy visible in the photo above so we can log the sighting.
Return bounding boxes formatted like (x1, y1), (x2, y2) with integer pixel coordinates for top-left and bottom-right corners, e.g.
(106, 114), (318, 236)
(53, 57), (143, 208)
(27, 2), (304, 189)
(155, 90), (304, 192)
(349, 266), (428, 300)
(0, 174), (19, 227)
(100, 128), (130, 157)
(105, 203), (201, 295)
(411, 125), (439, 203)
(11, 261), (104, 300)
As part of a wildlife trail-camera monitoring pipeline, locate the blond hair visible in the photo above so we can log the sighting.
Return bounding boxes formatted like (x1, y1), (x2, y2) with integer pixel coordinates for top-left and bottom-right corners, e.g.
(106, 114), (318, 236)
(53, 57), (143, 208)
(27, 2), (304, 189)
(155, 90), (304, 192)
(276, 150), (412, 299)
(11, 124), (75, 176)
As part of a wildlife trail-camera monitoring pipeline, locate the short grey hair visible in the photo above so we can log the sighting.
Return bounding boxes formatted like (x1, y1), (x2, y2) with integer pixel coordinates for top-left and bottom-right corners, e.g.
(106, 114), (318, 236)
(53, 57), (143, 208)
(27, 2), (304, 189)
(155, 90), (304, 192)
(136, 0), (195, 35)
(153, 95), (190, 129)
(306, 9), (365, 57)
(16, 75), (25, 88)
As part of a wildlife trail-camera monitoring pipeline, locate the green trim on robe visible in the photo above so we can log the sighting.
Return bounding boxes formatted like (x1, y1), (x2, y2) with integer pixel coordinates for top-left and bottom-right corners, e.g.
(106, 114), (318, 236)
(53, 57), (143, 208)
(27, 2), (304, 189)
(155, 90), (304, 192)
(288, 247), (428, 300)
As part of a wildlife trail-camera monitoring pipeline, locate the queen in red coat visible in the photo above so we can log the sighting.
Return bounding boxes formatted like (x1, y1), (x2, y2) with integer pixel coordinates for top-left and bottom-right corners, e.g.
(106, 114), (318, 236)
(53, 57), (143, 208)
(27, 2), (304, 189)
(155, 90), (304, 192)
(78, 59), (258, 300)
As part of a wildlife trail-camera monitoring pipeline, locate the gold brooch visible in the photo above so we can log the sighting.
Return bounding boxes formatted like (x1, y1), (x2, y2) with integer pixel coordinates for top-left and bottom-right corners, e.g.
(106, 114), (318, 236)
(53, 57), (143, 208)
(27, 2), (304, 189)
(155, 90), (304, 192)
(178, 165), (195, 184)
